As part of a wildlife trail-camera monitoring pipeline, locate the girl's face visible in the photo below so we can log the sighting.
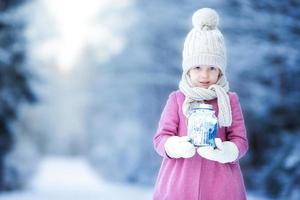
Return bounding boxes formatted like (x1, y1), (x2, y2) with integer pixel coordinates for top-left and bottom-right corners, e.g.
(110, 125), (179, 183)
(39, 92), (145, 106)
(188, 65), (221, 88)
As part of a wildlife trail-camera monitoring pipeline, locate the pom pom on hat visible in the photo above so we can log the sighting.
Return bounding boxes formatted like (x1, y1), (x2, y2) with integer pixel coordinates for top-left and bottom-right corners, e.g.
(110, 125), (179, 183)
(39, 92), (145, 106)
(192, 8), (219, 30)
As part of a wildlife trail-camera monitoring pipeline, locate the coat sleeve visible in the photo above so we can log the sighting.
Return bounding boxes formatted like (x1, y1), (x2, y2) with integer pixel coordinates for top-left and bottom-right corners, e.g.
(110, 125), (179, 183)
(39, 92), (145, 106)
(226, 92), (249, 160)
(153, 91), (179, 158)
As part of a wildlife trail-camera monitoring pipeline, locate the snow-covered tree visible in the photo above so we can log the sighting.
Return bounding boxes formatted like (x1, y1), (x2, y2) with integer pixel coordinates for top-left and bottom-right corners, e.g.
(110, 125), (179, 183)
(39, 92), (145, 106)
(228, 1), (300, 198)
(0, 0), (35, 190)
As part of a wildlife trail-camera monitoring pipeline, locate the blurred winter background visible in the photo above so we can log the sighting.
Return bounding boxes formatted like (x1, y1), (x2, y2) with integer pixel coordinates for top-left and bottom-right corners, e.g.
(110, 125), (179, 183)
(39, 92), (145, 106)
(0, 0), (299, 199)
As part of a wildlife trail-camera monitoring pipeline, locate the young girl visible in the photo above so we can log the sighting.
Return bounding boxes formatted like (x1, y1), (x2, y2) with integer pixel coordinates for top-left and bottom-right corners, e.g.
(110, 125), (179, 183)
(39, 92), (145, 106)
(153, 8), (248, 200)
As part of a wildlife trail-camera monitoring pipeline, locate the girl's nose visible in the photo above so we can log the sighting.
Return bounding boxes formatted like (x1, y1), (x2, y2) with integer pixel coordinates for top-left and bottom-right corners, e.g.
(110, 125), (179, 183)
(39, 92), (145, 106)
(200, 70), (209, 78)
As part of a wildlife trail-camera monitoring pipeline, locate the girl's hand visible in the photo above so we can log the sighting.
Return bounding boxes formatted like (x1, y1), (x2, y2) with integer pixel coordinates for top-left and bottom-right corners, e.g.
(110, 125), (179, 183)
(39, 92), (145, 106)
(164, 136), (196, 159)
(197, 138), (239, 164)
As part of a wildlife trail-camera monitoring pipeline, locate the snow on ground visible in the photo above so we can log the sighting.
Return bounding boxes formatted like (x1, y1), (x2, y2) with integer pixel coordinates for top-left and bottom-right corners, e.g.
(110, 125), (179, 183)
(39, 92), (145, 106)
(0, 156), (269, 200)
(0, 156), (153, 200)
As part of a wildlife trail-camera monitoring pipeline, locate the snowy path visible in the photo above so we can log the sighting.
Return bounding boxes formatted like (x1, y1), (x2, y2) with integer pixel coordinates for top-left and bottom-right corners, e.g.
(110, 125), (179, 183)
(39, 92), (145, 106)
(0, 156), (153, 200)
(0, 156), (269, 200)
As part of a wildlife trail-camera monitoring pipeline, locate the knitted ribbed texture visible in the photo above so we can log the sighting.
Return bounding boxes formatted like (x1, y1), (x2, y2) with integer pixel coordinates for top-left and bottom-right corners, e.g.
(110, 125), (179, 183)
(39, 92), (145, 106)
(179, 74), (232, 127)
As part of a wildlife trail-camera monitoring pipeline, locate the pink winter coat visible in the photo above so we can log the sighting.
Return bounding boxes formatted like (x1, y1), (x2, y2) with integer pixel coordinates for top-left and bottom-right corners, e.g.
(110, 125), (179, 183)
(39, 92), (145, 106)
(153, 90), (248, 200)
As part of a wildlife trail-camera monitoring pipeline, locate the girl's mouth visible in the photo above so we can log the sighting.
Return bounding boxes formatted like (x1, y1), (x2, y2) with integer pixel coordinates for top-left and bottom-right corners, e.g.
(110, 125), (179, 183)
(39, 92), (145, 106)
(199, 81), (210, 85)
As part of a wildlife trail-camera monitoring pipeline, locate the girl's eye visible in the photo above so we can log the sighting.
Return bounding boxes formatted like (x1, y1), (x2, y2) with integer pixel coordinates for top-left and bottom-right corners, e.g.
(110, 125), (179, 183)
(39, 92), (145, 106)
(195, 66), (201, 70)
(209, 67), (217, 71)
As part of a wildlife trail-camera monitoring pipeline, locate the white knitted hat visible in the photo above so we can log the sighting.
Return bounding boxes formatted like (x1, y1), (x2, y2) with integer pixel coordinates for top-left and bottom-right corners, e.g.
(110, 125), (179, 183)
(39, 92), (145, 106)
(182, 8), (227, 75)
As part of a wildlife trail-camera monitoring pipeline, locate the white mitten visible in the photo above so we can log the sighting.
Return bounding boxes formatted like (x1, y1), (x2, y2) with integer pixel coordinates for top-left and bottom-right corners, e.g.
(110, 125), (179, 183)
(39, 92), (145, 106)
(197, 138), (239, 164)
(164, 136), (196, 158)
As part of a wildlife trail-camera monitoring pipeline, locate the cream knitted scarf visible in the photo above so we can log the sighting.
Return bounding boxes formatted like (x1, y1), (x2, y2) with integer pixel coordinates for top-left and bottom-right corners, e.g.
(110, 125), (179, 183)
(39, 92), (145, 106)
(179, 74), (232, 127)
